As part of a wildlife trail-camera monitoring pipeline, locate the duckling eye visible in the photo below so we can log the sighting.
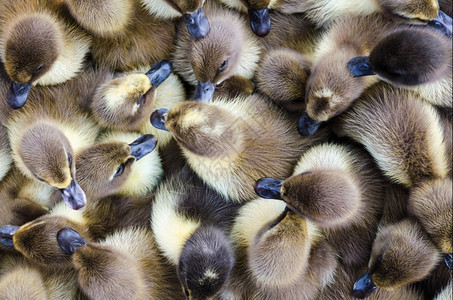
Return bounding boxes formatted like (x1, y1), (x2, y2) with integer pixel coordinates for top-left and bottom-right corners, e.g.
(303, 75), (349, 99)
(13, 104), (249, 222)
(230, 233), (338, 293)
(67, 154), (72, 166)
(33, 64), (44, 74)
(218, 60), (227, 71)
(114, 163), (126, 177)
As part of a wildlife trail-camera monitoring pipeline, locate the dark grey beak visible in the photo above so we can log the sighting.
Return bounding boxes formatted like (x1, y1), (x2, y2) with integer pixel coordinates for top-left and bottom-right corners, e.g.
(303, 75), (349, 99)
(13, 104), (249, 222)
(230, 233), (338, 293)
(129, 134), (157, 161)
(57, 228), (87, 255)
(183, 8), (210, 40)
(254, 177), (284, 200)
(443, 253), (453, 269)
(297, 112), (322, 137)
(145, 60), (172, 87)
(249, 8), (270, 37)
(7, 82), (32, 109)
(352, 271), (379, 298)
(347, 56), (376, 77)
(150, 108), (169, 131)
(59, 179), (86, 210)
(193, 81), (216, 103)
(0, 225), (20, 247)
(428, 10), (452, 38)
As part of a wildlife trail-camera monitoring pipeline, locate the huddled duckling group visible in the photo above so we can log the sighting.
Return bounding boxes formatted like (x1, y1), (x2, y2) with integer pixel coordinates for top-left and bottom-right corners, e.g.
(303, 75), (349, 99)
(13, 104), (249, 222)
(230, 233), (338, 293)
(0, 0), (451, 299)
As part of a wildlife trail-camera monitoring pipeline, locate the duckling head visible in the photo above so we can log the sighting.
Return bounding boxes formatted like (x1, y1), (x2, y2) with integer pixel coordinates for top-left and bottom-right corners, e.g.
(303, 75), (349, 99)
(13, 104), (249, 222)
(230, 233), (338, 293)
(177, 0), (210, 40)
(17, 122), (85, 210)
(178, 226), (234, 300)
(76, 133), (159, 199)
(152, 101), (245, 158)
(2, 14), (63, 109)
(378, 0), (439, 24)
(64, 0), (133, 37)
(348, 27), (452, 86)
(254, 170), (361, 229)
(91, 60), (172, 132)
(407, 179), (452, 269)
(352, 219), (441, 298)
(244, 0), (271, 37)
(57, 228), (146, 299)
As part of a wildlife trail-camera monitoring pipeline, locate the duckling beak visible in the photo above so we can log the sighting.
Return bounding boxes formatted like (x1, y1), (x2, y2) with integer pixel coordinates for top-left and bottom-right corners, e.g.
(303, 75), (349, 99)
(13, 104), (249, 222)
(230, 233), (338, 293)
(7, 82), (32, 109)
(129, 134), (157, 161)
(146, 60), (172, 87)
(427, 10), (452, 38)
(183, 8), (210, 40)
(57, 228), (87, 255)
(254, 177), (284, 200)
(0, 225), (20, 246)
(352, 271), (379, 298)
(59, 179), (86, 210)
(193, 81), (216, 103)
(249, 8), (270, 37)
(297, 112), (322, 137)
(150, 108), (169, 131)
(443, 253), (453, 269)
(347, 56), (376, 77)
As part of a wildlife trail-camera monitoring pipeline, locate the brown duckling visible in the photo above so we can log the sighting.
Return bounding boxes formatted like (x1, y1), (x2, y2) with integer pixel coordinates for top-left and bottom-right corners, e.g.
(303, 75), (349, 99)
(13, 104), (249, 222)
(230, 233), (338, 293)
(0, 124), (12, 182)
(348, 26), (452, 108)
(151, 93), (328, 202)
(57, 226), (183, 299)
(90, 60), (185, 148)
(255, 142), (385, 266)
(0, 0), (92, 109)
(64, 0), (175, 71)
(224, 198), (338, 299)
(352, 218), (441, 298)
(140, 0), (210, 39)
(172, 2), (261, 102)
(407, 178), (452, 269)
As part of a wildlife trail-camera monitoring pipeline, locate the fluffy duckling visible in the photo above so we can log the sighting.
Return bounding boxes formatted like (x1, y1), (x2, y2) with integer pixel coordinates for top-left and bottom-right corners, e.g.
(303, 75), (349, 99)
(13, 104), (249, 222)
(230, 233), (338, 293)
(255, 142), (385, 266)
(172, 2), (261, 102)
(140, 0), (210, 39)
(407, 179), (452, 269)
(218, 0), (440, 31)
(348, 26), (452, 108)
(151, 93), (329, 202)
(0, 201), (90, 269)
(57, 226), (183, 299)
(0, 0), (92, 109)
(90, 60), (186, 149)
(352, 219), (441, 298)
(76, 131), (161, 201)
(0, 124), (12, 182)
(64, 0), (175, 71)
(224, 198), (337, 299)
(151, 167), (239, 299)
(333, 83), (448, 187)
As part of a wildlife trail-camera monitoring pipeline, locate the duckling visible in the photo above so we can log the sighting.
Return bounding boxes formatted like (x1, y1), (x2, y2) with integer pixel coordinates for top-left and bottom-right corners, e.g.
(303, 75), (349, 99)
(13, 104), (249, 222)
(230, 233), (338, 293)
(172, 2), (261, 102)
(64, 0), (175, 71)
(407, 179), (452, 269)
(140, 0), (210, 40)
(151, 167), (239, 298)
(0, 0), (92, 109)
(254, 142), (385, 266)
(333, 83), (448, 187)
(57, 226), (183, 299)
(0, 124), (12, 182)
(151, 93), (329, 202)
(224, 198), (338, 299)
(0, 200), (90, 269)
(76, 131), (161, 200)
(436, 106), (452, 177)
(352, 218), (441, 298)
(347, 26), (452, 108)
(90, 60), (185, 149)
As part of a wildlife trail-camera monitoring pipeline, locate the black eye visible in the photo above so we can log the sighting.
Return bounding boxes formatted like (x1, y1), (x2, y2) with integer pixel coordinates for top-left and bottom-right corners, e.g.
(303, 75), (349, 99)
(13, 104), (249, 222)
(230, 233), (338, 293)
(67, 154), (72, 166)
(34, 64), (44, 74)
(114, 163), (126, 177)
(218, 60), (227, 71)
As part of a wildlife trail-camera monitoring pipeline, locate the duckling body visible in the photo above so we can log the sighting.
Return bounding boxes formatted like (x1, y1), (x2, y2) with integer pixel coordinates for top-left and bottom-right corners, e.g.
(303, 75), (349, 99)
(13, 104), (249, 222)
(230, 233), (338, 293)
(64, 0), (175, 71)
(0, 0), (92, 108)
(158, 93), (329, 202)
(0, 124), (12, 182)
(224, 198), (337, 299)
